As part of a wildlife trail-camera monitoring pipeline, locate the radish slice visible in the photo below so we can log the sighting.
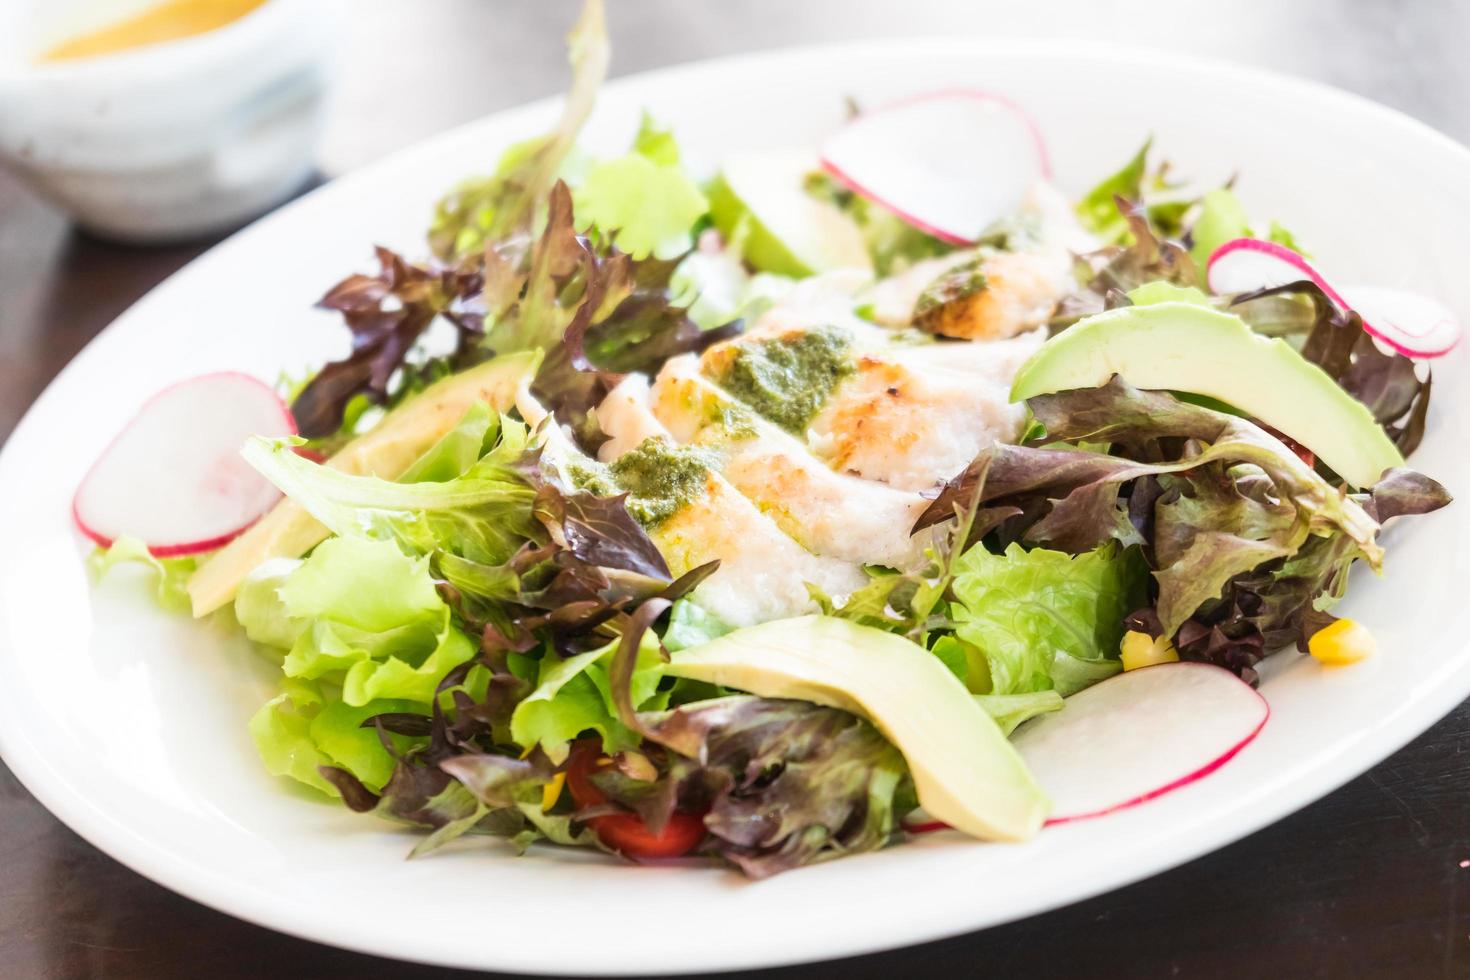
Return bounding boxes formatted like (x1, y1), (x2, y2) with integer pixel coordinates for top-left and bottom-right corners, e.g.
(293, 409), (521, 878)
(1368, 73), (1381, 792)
(1337, 285), (1461, 359)
(1205, 237), (1335, 299)
(73, 373), (295, 557)
(820, 90), (1050, 245)
(1009, 662), (1268, 824)
(900, 812), (949, 835)
(1206, 237), (1460, 358)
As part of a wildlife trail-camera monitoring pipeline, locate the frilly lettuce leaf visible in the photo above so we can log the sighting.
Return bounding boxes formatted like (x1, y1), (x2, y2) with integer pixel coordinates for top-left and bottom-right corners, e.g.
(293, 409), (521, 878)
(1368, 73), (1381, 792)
(1188, 187), (1251, 271)
(632, 111), (680, 166)
(241, 411), (538, 567)
(234, 558), (306, 650)
(236, 535), (478, 707)
(248, 677), (421, 796)
(609, 695), (915, 878)
(280, 535), (443, 634)
(1076, 138), (1151, 242)
(951, 542), (1142, 696)
(510, 633), (668, 763)
(397, 401), (497, 483)
(289, 247), (489, 440)
(921, 378), (1449, 683)
(249, 679), (332, 794)
(87, 536), (197, 613)
(1075, 137), (1197, 244)
(661, 596), (732, 652)
(573, 151), (708, 260)
(1266, 220), (1308, 254)
(339, 625), (477, 707)
(975, 690), (1066, 736)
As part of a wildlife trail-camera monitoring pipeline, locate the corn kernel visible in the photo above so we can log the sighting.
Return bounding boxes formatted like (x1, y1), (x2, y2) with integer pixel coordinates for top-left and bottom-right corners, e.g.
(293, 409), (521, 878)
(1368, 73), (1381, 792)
(1309, 618), (1376, 665)
(541, 771), (566, 812)
(1120, 630), (1179, 671)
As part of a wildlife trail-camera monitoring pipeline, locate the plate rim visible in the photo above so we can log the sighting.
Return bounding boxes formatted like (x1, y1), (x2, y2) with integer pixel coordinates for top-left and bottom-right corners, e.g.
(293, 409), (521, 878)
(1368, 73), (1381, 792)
(3, 34), (1470, 976)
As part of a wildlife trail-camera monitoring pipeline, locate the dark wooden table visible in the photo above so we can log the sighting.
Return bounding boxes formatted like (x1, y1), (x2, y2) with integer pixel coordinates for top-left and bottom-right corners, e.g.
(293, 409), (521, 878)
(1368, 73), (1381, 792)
(3, 2), (1469, 977)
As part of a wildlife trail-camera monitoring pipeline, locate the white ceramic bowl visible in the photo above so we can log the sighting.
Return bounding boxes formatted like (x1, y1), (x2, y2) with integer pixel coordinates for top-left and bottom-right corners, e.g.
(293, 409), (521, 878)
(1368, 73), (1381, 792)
(1, 37), (1468, 977)
(0, 0), (341, 241)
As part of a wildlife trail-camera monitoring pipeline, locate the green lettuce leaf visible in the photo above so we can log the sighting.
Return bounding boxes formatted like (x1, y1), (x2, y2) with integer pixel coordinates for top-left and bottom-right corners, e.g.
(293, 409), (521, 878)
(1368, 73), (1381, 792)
(632, 112), (680, 166)
(1075, 137), (1196, 243)
(236, 536), (479, 707)
(573, 152), (708, 260)
(975, 690), (1065, 736)
(951, 542), (1144, 696)
(397, 402), (498, 483)
(509, 634), (668, 763)
(87, 536), (197, 613)
(1266, 220), (1308, 255)
(234, 558), (306, 650)
(1076, 139), (1150, 242)
(1189, 187), (1251, 271)
(248, 678), (421, 795)
(662, 597), (732, 652)
(242, 413), (537, 566)
(308, 695), (423, 790)
(249, 679), (333, 794)
(920, 379), (1447, 683)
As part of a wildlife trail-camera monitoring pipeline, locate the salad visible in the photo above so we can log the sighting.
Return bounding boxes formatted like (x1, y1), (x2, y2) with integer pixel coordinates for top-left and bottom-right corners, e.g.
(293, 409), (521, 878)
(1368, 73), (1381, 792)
(78, 0), (1454, 878)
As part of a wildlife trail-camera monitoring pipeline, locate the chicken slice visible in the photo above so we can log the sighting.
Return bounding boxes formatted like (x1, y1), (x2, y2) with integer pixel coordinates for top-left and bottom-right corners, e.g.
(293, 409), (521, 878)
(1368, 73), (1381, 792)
(805, 354), (1030, 492)
(698, 317), (1044, 491)
(909, 250), (1070, 341)
(649, 355), (936, 569)
(864, 179), (1093, 337)
(592, 376), (867, 626)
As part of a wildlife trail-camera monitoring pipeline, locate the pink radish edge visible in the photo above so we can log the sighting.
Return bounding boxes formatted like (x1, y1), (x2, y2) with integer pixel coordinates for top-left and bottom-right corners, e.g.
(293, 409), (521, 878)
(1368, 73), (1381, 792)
(1206, 237), (1349, 308)
(902, 664), (1271, 834)
(1044, 698), (1269, 826)
(72, 371), (295, 558)
(1207, 237), (1459, 358)
(820, 89), (1052, 247)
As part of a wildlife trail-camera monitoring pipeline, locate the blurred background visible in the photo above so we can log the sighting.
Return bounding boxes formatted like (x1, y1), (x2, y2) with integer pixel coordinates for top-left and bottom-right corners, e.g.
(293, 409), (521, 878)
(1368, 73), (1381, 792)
(3, 2), (1470, 978)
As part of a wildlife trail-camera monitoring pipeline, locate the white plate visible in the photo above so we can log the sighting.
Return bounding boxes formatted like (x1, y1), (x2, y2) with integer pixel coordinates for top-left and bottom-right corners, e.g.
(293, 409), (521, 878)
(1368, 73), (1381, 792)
(2, 38), (1469, 977)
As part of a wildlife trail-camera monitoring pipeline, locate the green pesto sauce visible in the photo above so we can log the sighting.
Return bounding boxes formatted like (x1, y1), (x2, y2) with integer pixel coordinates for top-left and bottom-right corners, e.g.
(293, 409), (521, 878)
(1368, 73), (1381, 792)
(914, 258), (988, 324)
(608, 437), (716, 527)
(710, 400), (759, 439)
(715, 326), (854, 433)
(565, 459), (622, 499)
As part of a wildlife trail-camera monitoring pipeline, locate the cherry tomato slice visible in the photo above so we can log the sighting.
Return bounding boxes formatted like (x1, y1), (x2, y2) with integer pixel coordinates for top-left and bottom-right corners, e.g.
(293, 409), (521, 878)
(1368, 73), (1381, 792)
(291, 445), (327, 464)
(564, 740), (610, 808)
(562, 740), (706, 859)
(592, 810), (707, 859)
(1258, 424), (1315, 468)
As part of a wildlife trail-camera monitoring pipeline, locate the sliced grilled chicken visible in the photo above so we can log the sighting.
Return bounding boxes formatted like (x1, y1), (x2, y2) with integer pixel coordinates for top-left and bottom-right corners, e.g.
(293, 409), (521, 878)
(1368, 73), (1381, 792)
(591, 376), (868, 626)
(649, 355), (936, 568)
(908, 250), (1070, 341)
(697, 315), (1044, 490)
(806, 336), (1041, 491)
(865, 180), (1092, 337)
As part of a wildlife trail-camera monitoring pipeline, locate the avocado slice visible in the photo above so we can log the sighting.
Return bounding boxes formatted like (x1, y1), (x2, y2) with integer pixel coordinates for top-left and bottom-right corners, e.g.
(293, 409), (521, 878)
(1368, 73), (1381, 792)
(1009, 301), (1403, 488)
(666, 615), (1050, 841)
(186, 351), (539, 617)
(708, 150), (871, 277)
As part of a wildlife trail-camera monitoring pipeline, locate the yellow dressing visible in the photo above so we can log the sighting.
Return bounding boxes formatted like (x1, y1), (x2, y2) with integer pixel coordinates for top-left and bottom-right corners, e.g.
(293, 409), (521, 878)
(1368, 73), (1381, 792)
(39, 0), (268, 62)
